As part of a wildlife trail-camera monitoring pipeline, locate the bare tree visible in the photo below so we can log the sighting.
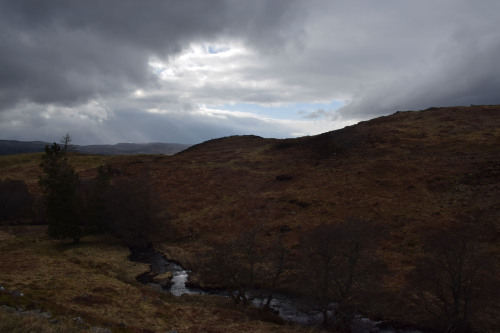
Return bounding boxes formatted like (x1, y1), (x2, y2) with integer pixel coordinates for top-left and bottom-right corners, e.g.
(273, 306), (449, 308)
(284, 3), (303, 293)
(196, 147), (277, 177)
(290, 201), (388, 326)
(207, 226), (262, 305)
(298, 218), (380, 330)
(105, 172), (167, 246)
(60, 133), (73, 152)
(204, 226), (292, 307)
(0, 179), (33, 224)
(411, 214), (497, 333)
(259, 232), (292, 309)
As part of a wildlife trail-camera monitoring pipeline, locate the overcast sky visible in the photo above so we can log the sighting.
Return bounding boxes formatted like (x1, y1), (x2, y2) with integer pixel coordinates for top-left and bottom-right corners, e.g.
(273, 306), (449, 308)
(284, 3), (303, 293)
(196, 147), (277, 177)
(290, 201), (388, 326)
(1, 0), (499, 145)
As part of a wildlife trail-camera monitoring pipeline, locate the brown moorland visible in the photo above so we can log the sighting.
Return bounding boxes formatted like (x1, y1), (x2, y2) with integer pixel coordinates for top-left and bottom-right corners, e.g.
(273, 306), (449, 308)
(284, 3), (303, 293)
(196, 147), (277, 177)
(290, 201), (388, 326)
(115, 105), (500, 330)
(1, 105), (499, 331)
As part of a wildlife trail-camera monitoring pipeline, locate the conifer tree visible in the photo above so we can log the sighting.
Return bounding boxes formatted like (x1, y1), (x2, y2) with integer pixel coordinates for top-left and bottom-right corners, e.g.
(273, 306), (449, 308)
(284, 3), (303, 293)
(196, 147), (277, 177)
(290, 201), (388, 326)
(39, 135), (82, 242)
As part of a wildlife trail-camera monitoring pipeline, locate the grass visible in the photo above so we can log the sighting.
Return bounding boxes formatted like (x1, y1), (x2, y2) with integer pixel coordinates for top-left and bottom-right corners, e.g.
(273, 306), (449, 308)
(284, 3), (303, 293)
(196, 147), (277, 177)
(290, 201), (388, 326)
(0, 226), (319, 333)
(0, 310), (80, 333)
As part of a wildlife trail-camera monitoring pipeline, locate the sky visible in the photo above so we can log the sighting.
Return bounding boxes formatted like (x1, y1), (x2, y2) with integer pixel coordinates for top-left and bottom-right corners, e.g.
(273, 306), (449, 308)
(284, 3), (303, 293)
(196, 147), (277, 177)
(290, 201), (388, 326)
(1, 0), (499, 145)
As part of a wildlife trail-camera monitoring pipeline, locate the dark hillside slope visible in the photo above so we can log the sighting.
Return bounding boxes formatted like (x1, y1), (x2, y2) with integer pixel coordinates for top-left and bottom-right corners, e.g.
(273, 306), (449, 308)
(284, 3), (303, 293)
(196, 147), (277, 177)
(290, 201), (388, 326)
(115, 105), (499, 327)
(142, 105), (500, 239)
(0, 140), (49, 155)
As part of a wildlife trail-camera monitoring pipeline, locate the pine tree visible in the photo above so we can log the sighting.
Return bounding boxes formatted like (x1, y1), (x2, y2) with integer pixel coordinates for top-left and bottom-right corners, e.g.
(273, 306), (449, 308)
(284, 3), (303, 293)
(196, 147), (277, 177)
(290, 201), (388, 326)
(39, 136), (82, 242)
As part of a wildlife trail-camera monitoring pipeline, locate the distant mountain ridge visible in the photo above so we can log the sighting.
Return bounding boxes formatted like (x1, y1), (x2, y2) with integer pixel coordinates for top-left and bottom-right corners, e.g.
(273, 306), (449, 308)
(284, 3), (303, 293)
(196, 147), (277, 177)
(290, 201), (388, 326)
(0, 140), (191, 156)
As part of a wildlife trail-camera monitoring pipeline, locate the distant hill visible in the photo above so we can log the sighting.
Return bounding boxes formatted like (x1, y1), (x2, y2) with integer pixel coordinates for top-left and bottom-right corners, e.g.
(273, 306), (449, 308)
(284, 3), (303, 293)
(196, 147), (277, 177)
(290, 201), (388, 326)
(75, 142), (191, 155)
(0, 140), (49, 155)
(0, 140), (191, 156)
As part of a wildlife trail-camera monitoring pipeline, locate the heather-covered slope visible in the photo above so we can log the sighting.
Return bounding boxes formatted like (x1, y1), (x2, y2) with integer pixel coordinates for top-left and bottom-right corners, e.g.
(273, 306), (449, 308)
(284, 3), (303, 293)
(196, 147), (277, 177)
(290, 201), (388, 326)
(139, 105), (500, 241)
(133, 105), (499, 328)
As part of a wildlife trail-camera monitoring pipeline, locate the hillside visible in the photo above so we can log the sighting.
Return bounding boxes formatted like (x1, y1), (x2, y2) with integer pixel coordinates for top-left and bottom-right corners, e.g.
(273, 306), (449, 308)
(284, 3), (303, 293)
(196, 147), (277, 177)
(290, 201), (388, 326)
(76, 142), (191, 155)
(0, 140), (49, 155)
(1, 105), (499, 331)
(125, 105), (499, 329)
(141, 105), (500, 240)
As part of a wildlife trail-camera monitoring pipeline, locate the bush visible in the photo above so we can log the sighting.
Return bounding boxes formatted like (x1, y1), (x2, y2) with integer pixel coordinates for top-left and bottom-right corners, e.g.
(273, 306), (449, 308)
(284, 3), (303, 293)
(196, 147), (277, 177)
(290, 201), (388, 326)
(0, 179), (33, 224)
(103, 174), (168, 246)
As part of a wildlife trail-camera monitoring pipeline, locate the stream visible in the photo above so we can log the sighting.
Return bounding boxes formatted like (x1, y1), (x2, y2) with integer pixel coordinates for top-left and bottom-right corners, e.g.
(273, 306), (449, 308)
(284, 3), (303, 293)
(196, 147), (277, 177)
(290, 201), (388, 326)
(129, 245), (424, 333)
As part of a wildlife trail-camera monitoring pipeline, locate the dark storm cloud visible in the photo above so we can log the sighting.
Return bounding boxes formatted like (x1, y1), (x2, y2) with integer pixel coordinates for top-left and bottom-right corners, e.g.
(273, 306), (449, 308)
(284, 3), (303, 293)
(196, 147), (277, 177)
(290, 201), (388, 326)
(1, 0), (499, 144)
(338, 20), (500, 119)
(0, 0), (304, 109)
(331, 0), (500, 117)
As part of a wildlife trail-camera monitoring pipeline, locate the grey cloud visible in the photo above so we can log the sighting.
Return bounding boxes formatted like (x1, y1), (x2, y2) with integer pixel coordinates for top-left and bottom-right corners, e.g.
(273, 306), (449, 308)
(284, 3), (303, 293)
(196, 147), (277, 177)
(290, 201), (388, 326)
(239, 1), (500, 120)
(0, 0), (305, 109)
(0, 100), (300, 145)
(1, 1), (500, 144)
(338, 26), (500, 118)
(301, 109), (327, 119)
(102, 107), (304, 145)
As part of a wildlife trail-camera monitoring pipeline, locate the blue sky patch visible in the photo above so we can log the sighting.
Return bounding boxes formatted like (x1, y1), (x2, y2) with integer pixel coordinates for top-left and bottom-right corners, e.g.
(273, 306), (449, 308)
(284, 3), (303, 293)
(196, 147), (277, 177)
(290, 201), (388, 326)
(212, 101), (343, 120)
